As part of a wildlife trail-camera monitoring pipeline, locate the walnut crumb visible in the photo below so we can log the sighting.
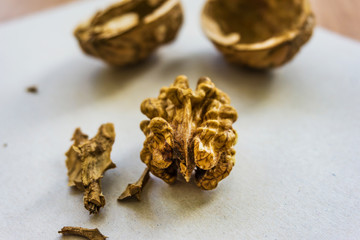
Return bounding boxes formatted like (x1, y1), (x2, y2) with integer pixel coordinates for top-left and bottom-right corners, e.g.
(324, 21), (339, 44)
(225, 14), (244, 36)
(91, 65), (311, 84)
(26, 85), (38, 94)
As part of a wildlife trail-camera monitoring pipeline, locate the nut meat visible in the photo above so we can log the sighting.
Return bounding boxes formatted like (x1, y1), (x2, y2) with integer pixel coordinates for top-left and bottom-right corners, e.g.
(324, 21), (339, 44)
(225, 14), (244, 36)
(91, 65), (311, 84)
(140, 75), (237, 190)
(65, 123), (116, 214)
(74, 0), (183, 66)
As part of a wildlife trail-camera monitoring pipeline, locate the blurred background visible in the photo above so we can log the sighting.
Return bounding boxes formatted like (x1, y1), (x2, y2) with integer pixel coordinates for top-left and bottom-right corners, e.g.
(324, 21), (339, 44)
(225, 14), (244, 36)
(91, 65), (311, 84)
(0, 0), (359, 41)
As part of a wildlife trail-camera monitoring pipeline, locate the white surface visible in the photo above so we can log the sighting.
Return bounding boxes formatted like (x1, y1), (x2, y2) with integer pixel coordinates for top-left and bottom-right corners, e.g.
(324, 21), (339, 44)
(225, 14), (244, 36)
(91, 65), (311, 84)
(1, 0), (360, 239)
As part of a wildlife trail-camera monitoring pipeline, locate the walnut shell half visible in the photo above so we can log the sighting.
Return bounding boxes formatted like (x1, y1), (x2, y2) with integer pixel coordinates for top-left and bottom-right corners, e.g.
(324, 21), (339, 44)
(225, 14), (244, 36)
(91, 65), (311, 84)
(201, 0), (315, 69)
(74, 0), (183, 66)
(140, 75), (238, 190)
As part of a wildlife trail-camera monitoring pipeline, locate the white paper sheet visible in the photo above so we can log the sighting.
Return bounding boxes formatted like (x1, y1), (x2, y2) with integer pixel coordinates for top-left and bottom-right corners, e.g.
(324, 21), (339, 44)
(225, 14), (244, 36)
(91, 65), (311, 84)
(0, 0), (360, 239)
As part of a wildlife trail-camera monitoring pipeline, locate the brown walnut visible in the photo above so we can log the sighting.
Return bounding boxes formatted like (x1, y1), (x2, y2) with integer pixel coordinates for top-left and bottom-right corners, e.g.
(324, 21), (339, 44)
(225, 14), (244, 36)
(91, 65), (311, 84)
(65, 123), (116, 214)
(201, 0), (315, 69)
(140, 75), (238, 190)
(74, 0), (183, 66)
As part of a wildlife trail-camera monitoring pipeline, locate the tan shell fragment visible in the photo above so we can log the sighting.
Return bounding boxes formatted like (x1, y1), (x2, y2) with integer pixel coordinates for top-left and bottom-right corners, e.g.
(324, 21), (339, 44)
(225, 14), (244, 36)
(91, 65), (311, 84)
(118, 167), (150, 201)
(65, 123), (116, 214)
(201, 0), (315, 69)
(59, 226), (107, 240)
(140, 75), (238, 190)
(74, 0), (183, 66)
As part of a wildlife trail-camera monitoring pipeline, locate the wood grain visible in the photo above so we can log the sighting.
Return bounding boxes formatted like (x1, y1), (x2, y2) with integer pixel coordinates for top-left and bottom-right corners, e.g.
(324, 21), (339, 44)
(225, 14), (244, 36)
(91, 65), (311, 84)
(0, 0), (359, 41)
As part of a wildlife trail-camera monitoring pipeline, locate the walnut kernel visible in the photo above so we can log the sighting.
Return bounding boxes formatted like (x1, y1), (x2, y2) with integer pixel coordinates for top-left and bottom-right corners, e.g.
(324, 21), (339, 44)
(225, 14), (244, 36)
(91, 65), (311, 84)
(140, 75), (237, 190)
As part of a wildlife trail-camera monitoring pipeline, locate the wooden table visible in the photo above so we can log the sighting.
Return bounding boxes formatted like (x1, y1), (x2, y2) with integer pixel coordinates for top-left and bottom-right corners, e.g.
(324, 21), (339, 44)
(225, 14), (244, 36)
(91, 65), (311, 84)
(0, 0), (359, 41)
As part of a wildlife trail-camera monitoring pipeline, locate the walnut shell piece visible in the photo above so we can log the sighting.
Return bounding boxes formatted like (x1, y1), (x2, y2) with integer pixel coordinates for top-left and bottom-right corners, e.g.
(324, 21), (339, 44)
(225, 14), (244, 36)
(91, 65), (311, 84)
(65, 123), (116, 214)
(74, 0), (183, 66)
(140, 75), (238, 190)
(201, 0), (315, 69)
(59, 226), (107, 240)
(118, 167), (150, 201)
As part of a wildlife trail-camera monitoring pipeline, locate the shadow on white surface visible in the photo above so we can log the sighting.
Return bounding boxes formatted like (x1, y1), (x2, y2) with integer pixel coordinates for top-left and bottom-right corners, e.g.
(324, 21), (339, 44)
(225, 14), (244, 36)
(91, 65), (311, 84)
(11, 50), (276, 132)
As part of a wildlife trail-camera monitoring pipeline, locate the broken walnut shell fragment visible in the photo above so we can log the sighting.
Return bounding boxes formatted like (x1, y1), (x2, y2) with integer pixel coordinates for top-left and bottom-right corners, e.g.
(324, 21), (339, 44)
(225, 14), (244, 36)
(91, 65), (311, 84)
(140, 75), (238, 190)
(74, 0), (183, 66)
(59, 226), (107, 240)
(65, 123), (116, 214)
(201, 0), (315, 69)
(118, 167), (150, 201)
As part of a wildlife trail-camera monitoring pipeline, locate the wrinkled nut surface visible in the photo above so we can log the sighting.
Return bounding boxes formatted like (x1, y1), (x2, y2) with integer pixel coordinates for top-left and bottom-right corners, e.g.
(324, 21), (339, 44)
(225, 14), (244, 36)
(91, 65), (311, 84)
(74, 0), (183, 66)
(59, 226), (107, 240)
(140, 75), (237, 190)
(201, 0), (315, 69)
(65, 123), (116, 214)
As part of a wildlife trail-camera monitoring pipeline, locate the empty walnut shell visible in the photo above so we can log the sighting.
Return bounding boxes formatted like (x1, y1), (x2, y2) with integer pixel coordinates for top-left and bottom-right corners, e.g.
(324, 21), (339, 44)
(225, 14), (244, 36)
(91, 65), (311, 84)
(74, 0), (183, 66)
(201, 0), (315, 69)
(140, 75), (238, 190)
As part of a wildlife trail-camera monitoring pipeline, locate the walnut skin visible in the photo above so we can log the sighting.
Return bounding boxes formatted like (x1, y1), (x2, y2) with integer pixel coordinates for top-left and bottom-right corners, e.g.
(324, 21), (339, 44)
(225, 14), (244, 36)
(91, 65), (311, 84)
(74, 0), (183, 66)
(140, 75), (237, 190)
(201, 0), (315, 69)
(65, 123), (116, 214)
